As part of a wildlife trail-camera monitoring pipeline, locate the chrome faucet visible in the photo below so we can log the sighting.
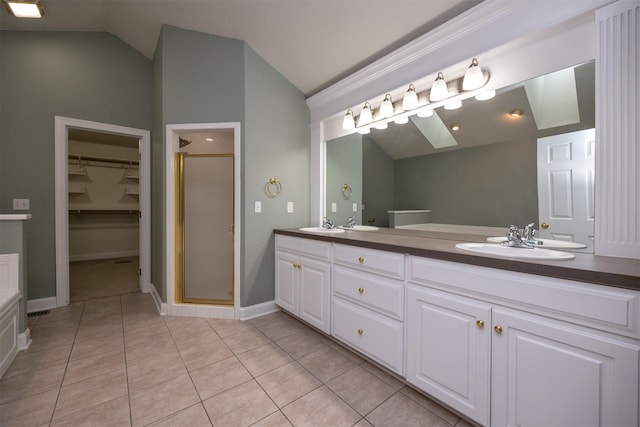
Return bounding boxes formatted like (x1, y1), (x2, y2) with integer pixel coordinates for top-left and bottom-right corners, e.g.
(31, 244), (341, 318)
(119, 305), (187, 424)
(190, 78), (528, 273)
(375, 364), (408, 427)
(343, 216), (357, 228)
(501, 225), (534, 248)
(322, 217), (336, 229)
(522, 223), (542, 245)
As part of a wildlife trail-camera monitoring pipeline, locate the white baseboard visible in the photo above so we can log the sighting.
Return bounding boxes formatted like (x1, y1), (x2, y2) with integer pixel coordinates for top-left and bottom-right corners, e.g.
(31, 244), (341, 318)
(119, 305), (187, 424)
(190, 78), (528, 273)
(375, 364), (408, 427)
(27, 297), (57, 313)
(18, 328), (31, 350)
(239, 300), (280, 320)
(150, 285), (167, 315)
(69, 250), (139, 263)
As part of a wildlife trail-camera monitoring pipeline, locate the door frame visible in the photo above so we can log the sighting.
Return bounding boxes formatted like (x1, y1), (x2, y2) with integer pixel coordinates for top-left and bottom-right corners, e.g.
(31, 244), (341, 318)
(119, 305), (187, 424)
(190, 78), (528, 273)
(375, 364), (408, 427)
(54, 116), (152, 307)
(166, 123), (241, 318)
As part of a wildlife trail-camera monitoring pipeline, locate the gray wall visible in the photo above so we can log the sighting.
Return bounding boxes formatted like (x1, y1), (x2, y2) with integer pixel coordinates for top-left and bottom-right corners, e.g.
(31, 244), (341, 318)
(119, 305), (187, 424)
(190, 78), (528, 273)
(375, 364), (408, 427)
(0, 31), (152, 300)
(326, 133), (362, 225)
(243, 44), (310, 306)
(395, 138), (538, 227)
(362, 137), (395, 227)
(154, 26), (310, 307)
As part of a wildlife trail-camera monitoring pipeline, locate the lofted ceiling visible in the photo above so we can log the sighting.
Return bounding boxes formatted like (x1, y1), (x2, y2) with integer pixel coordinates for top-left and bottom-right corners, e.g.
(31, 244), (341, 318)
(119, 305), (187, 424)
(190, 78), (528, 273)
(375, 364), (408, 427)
(0, 0), (483, 96)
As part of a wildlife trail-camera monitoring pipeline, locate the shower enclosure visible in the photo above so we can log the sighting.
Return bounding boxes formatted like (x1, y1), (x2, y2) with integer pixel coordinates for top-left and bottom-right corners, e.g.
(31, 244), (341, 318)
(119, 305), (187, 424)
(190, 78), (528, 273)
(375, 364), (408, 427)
(175, 152), (234, 305)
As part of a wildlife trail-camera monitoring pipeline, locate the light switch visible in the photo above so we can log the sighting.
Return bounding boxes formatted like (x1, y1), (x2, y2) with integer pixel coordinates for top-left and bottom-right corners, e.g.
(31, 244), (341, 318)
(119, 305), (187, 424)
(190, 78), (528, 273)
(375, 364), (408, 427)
(352, 203), (358, 212)
(331, 202), (337, 213)
(254, 201), (262, 213)
(13, 199), (29, 210)
(287, 202), (294, 213)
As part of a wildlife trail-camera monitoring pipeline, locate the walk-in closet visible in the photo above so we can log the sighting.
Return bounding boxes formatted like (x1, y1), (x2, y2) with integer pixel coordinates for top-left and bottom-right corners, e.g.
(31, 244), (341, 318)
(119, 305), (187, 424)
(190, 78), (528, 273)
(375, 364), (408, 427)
(67, 129), (140, 301)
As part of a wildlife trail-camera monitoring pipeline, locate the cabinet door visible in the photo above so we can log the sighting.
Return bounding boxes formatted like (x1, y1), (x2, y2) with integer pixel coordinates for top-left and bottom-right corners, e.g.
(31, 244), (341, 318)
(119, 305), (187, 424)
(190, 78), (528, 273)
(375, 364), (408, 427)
(275, 251), (297, 314)
(492, 308), (640, 427)
(299, 256), (331, 334)
(406, 285), (492, 426)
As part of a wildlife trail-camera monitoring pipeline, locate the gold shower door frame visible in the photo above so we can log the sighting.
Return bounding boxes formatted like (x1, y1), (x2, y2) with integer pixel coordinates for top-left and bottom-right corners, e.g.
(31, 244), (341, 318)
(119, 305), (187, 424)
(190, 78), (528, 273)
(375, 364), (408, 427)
(175, 153), (234, 305)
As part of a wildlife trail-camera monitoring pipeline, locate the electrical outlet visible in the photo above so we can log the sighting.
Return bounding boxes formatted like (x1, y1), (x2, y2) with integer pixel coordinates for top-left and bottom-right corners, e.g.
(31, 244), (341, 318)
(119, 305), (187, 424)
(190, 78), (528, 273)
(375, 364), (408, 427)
(13, 198), (29, 210)
(287, 202), (294, 213)
(254, 201), (262, 213)
(352, 203), (358, 212)
(331, 202), (337, 213)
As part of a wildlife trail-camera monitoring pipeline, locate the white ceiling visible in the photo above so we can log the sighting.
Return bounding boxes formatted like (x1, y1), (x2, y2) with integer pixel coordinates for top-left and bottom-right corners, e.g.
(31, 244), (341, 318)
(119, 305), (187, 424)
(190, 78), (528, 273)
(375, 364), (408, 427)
(0, 0), (482, 96)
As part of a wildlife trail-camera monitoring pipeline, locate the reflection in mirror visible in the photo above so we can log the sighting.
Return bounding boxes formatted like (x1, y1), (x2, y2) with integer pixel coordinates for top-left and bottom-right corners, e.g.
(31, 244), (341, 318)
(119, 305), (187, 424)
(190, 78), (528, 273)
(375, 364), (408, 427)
(326, 61), (595, 252)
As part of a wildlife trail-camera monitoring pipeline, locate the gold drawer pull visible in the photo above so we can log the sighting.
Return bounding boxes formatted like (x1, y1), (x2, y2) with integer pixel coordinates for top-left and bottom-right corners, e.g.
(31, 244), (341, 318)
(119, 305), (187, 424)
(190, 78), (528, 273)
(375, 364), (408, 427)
(476, 320), (485, 328)
(357, 328), (364, 335)
(358, 287), (364, 294)
(494, 325), (503, 334)
(358, 256), (364, 263)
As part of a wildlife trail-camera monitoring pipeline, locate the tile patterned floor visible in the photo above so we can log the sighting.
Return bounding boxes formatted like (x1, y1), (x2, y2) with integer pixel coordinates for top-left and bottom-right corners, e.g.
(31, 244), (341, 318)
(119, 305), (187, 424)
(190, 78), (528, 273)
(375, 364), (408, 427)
(1, 292), (477, 426)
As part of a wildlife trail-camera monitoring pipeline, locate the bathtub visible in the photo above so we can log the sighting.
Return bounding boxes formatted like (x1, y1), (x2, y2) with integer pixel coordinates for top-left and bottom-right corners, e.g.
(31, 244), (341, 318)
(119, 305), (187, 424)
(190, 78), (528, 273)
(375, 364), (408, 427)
(0, 253), (20, 378)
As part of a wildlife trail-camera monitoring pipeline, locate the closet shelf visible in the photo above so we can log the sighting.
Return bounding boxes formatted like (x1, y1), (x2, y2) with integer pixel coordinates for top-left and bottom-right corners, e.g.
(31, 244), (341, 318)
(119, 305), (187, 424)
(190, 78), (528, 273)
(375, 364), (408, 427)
(68, 154), (139, 166)
(68, 184), (87, 194)
(125, 185), (140, 196)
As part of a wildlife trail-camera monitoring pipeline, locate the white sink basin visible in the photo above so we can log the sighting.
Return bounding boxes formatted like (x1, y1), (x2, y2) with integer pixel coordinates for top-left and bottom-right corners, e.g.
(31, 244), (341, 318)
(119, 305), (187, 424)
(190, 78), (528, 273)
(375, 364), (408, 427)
(339, 225), (379, 231)
(486, 237), (586, 249)
(298, 227), (345, 234)
(456, 243), (575, 260)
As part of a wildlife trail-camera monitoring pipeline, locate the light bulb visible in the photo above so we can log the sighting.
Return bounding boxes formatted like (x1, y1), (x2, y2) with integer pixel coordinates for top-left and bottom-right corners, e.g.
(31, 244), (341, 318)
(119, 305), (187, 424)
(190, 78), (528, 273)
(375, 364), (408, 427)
(430, 72), (449, 102)
(394, 116), (409, 125)
(359, 102), (373, 126)
(417, 108), (433, 118)
(475, 90), (496, 101)
(462, 58), (486, 91)
(444, 100), (462, 110)
(402, 84), (419, 110)
(379, 94), (394, 119)
(342, 109), (355, 130)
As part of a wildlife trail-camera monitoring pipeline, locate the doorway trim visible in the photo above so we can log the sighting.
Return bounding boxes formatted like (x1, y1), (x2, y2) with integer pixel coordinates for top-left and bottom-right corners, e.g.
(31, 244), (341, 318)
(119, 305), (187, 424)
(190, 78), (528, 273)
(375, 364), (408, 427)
(55, 116), (152, 307)
(166, 123), (241, 319)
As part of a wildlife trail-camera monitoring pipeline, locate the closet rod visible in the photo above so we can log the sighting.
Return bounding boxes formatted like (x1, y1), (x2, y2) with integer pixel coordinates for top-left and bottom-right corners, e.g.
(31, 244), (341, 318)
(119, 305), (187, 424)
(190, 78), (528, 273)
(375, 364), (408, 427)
(68, 154), (139, 166)
(69, 209), (139, 215)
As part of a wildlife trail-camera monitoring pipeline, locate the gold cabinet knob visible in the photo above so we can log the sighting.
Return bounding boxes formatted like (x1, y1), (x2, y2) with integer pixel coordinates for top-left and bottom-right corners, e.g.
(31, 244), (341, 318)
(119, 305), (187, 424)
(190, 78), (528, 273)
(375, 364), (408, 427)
(541, 223), (549, 229)
(358, 287), (364, 294)
(358, 256), (364, 263)
(476, 320), (485, 328)
(357, 328), (364, 335)
(494, 325), (503, 334)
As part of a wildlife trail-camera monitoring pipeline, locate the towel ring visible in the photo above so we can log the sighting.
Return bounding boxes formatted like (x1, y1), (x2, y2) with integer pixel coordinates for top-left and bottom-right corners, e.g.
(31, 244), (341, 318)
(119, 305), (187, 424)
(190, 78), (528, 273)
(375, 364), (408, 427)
(342, 184), (352, 199)
(266, 177), (282, 197)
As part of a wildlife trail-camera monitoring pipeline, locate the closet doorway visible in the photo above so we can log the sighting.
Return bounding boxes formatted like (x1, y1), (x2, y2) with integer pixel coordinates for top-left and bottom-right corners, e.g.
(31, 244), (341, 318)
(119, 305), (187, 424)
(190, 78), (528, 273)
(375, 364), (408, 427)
(55, 117), (151, 308)
(67, 129), (141, 301)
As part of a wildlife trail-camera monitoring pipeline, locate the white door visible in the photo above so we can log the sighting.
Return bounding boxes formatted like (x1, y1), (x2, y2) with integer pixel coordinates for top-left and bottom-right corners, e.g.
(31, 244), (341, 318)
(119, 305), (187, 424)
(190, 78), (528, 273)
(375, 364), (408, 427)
(491, 307), (639, 427)
(537, 128), (595, 252)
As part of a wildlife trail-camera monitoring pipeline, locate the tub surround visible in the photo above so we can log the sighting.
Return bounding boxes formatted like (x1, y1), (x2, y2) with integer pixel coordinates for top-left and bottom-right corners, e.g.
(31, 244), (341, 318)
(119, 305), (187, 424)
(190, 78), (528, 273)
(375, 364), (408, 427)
(0, 215), (31, 350)
(275, 228), (640, 291)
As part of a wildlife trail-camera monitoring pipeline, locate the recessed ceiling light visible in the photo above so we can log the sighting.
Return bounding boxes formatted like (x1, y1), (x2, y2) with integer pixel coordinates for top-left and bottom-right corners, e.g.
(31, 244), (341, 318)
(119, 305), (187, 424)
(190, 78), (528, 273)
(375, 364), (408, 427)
(205, 137), (214, 142)
(450, 123), (461, 131)
(2, 0), (44, 18)
(509, 109), (524, 117)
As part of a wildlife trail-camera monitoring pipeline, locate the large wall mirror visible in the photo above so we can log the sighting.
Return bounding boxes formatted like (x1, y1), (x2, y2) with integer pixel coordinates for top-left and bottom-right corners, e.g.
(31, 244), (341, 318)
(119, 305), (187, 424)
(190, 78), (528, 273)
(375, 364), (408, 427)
(326, 60), (595, 252)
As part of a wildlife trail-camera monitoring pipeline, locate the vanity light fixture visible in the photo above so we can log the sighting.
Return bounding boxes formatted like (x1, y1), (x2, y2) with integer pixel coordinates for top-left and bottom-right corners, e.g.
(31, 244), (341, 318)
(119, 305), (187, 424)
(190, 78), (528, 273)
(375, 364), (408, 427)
(375, 122), (388, 130)
(357, 127), (371, 134)
(509, 108), (524, 117)
(379, 94), (394, 119)
(444, 100), (462, 110)
(402, 84), (419, 110)
(462, 58), (487, 91)
(394, 116), (409, 125)
(359, 102), (373, 126)
(450, 123), (461, 131)
(2, 0), (44, 17)
(429, 72), (449, 102)
(342, 109), (356, 130)
(475, 90), (496, 101)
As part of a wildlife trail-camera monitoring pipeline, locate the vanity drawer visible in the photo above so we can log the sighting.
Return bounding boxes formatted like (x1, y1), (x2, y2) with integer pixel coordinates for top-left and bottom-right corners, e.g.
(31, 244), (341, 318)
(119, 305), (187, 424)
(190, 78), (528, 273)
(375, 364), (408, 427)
(276, 235), (331, 261)
(333, 265), (404, 320)
(333, 244), (404, 279)
(332, 297), (404, 374)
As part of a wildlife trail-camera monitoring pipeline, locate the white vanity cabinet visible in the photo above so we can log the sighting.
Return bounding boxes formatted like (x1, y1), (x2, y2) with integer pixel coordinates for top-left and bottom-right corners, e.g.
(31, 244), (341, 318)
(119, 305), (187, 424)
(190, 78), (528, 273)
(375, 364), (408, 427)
(406, 256), (640, 427)
(275, 235), (331, 334)
(331, 244), (405, 374)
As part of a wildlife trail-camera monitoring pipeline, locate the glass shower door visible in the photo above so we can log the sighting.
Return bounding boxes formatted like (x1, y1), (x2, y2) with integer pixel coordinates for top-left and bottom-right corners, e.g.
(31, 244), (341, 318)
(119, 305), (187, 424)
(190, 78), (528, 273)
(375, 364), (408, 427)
(176, 153), (234, 304)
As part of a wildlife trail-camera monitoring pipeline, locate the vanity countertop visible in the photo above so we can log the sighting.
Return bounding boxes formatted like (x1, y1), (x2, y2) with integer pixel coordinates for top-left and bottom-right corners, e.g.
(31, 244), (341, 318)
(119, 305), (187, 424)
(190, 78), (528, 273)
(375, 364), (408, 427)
(275, 228), (640, 291)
